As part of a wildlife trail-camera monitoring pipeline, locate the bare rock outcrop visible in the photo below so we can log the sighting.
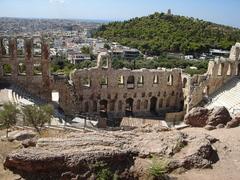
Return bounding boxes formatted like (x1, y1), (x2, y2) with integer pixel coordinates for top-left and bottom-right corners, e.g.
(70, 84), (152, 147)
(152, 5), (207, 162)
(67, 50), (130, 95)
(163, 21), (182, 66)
(4, 130), (219, 180)
(184, 106), (232, 128)
(184, 107), (209, 127)
(226, 114), (240, 128)
(7, 130), (37, 142)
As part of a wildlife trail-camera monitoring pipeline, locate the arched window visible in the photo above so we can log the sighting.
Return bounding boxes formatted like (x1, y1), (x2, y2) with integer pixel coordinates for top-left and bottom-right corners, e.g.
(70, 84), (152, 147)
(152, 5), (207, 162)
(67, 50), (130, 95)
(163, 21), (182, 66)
(137, 76), (144, 87)
(167, 74), (173, 86)
(100, 76), (108, 88)
(82, 77), (91, 87)
(3, 64), (12, 76)
(33, 63), (42, 76)
(127, 76), (135, 89)
(153, 75), (159, 84)
(125, 98), (134, 116)
(33, 38), (42, 56)
(2, 38), (9, 56)
(18, 63), (26, 76)
(100, 99), (108, 117)
(118, 75), (124, 85)
(97, 52), (111, 69)
(218, 63), (224, 76)
(150, 97), (157, 113)
(17, 38), (25, 56)
(227, 64), (231, 76)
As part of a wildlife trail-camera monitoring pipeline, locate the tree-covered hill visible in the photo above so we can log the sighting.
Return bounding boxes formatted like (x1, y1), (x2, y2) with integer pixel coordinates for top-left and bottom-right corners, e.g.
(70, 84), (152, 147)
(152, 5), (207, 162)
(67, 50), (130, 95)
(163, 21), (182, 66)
(94, 12), (240, 55)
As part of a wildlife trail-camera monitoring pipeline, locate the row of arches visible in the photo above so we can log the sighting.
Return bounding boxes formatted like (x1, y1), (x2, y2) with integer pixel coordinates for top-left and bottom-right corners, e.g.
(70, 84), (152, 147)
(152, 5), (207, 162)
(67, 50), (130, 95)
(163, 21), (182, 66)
(81, 74), (174, 88)
(2, 63), (42, 76)
(82, 96), (179, 117)
(1, 38), (42, 56)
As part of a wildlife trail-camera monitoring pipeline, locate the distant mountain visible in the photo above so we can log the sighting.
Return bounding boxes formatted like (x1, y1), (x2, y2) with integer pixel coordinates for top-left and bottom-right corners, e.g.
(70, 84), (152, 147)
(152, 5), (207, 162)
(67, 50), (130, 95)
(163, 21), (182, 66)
(94, 12), (240, 55)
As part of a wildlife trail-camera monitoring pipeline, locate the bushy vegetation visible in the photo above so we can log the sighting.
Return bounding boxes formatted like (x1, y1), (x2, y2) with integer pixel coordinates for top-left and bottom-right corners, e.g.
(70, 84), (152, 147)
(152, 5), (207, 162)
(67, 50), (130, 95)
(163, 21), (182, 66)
(89, 161), (115, 180)
(51, 59), (96, 75)
(0, 103), (19, 137)
(112, 56), (208, 75)
(148, 157), (169, 179)
(95, 12), (240, 55)
(22, 105), (53, 134)
(51, 55), (208, 76)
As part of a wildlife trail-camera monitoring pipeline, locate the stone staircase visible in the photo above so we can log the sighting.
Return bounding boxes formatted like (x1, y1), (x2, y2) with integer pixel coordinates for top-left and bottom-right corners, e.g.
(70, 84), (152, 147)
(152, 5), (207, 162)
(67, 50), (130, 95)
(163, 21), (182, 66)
(205, 77), (240, 114)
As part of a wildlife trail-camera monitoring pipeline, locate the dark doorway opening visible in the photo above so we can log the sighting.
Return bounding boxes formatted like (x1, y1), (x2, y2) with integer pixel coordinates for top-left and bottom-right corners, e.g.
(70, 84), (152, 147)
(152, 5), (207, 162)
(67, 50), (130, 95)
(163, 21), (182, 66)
(100, 100), (108, 118)
(150, 97), (157, 114)
(125, 98), (134, 117)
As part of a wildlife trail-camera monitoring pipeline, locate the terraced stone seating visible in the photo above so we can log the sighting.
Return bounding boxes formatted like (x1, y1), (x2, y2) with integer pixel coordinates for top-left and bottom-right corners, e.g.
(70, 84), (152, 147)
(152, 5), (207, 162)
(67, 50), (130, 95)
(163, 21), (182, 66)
(206, 77), (240, 114)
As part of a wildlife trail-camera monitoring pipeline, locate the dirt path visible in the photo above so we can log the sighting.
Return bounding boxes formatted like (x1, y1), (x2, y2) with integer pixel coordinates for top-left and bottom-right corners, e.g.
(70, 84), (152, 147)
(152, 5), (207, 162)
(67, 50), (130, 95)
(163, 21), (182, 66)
(174, 127), (240, 180)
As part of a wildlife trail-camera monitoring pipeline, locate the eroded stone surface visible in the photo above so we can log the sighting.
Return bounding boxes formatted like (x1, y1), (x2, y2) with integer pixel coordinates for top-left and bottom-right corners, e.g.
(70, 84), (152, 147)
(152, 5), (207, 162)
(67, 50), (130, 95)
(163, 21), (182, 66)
(4, 129), (219, 179)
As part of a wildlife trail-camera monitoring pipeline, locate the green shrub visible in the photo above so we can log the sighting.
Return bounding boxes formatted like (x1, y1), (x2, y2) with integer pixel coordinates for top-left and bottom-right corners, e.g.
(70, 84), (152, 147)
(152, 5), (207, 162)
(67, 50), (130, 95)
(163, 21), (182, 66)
(148, 157), (168, 179)
(97, 168), (113, 180)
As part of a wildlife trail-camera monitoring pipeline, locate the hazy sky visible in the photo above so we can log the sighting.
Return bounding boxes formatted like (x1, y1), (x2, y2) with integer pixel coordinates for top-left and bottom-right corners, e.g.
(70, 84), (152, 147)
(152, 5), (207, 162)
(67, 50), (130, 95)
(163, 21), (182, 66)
(0, 0), (240, 27)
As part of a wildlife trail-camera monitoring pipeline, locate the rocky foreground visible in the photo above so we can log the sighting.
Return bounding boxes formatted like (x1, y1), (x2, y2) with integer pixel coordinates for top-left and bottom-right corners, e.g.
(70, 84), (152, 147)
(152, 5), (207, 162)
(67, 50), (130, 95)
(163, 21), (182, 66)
(4, 127), (220, 180)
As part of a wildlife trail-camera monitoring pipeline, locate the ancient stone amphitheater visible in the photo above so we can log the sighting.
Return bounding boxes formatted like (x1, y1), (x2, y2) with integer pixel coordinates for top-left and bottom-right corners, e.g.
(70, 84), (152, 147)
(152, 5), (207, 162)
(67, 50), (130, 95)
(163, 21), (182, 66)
(1, 36), (240, 125)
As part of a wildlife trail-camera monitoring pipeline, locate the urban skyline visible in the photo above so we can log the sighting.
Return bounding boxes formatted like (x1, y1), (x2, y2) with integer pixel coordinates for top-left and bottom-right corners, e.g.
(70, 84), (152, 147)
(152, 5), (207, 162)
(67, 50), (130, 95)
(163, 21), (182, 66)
(0, 0), (240, 27)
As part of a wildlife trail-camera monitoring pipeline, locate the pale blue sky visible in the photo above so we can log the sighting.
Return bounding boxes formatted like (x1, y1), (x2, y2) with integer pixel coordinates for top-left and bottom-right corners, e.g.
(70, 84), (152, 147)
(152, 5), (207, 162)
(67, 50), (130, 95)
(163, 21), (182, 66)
(0, 0), (240, 27)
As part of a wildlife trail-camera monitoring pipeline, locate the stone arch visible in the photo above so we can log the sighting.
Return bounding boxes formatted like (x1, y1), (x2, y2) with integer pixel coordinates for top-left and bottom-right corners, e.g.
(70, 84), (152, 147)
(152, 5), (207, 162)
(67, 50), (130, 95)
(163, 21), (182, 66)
(227, 64), (232, 76)
(33, 37), (42, 56)
(183, 78), (187, 88)
(118, 100), (123, 111)
(109, 100), (115, 111)
(17, 38), (25, 56)
(159, 99), (163, 108)
(153, 75), (159, 84)
(136, 100), (141, 110)
(3, 64), (12, 76)
(33, 63), (42, 76)
(82, 77), (91, 87)
(218, 63), (224, 76)
(127, 75), (135, 89)
(167, 74), (173, 86)
(118, 75), (124, 85)
(150, 97), (157, 114)
(1, 38), (9, 56)
(100, 76), (108, 88)
(137, 76), (144, 87)
(97, 52), (111, 69)
(18, 62), (26, 76)
(100, 99), (108, 117)
(144, 99), (148, 109)
(125, 98), (134, 116)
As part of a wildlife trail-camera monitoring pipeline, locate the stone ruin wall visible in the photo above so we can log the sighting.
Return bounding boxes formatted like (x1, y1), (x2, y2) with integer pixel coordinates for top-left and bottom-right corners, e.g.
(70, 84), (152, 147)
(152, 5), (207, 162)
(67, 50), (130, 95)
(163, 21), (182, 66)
(0, 36), (52, 102)
(70, 52), (184, 118)
(1, 36), (240, 120)
(185, 43), (240, 111)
